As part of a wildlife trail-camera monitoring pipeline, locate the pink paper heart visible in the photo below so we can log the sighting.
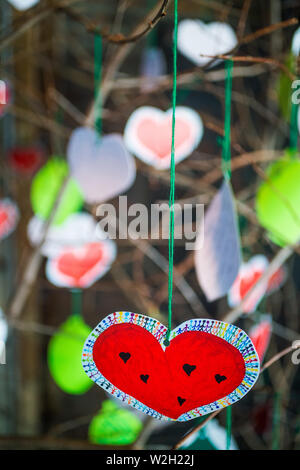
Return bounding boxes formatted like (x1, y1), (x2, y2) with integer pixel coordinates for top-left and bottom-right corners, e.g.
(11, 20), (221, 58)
(124, 106), (203, 169)
(0, 199), (19, 240)
(46, 240), (116, 288)
(228, 255), (286, 313)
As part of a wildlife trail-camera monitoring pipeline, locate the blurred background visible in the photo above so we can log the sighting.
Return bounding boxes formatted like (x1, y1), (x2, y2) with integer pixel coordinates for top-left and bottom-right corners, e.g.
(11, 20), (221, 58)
(0, 0), (300, 450)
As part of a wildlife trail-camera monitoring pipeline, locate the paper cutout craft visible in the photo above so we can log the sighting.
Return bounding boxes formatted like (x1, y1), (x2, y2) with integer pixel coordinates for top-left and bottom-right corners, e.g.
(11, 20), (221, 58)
(27, 212), (100, 258)
(31, 157), (83, 225)
(292, 26), (300, 56)
(177, 20), (237, 67)
(46, 240), (116, 289)
(82, 312), (259, 421)
(140, 47), (167, 92)
(9, 147), (42, 173)
(195, 180), (241, 301)
(0, 308), (8, 344)
(256, 157), (300, 246)
(124, 106), (203, 169)
(88, 400), (142, 446)
(7, 0), (40, 10)
(179, 418), (238, 450)
(67, 128), (136, 204)
(48, 314), (93, 395)
(0, 198), (19, 241)
(228, 255), (286, 313)
(249, 315), (272, 363)
(0, 80), (11, 118)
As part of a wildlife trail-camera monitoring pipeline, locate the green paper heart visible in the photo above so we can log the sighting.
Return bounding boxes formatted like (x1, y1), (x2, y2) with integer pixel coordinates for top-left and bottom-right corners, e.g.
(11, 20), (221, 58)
(48, 315), (93, 395)
(31, 157), (83, 225)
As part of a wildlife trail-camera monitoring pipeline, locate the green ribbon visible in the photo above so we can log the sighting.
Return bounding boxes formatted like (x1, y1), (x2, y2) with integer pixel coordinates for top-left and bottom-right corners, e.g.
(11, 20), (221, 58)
(164, 0), (178, 346)
(226, 405), (232, 450)
(222, 59), (233, 181)
(94, 33), (102, 136)
(71, 288), (82, 317)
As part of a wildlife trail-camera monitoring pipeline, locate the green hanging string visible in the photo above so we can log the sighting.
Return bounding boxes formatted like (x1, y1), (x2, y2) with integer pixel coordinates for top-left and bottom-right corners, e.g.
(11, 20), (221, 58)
(71, 288), (82, 317)
(94, 33), (102, 136)
(164, 0), (178, 347)
(290, 101), (298, 153)
(272, 392), (281, 450)
(226, 405), (232, 450)
(222, 59), (233, 181)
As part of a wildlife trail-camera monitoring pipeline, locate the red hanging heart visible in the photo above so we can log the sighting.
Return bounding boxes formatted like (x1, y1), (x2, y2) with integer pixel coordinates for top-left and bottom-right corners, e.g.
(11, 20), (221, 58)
(46, 241), (116, 288)
(82, 313), (259, 421)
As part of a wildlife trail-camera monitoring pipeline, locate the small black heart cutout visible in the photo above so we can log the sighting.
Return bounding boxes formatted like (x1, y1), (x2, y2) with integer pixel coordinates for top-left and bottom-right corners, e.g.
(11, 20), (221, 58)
(183, 363), (196, 376)
(215, 374), (227, 384)
(177, 396), (186, 406)
(119, 352), (131, 364)
(140, 374), (149, 384)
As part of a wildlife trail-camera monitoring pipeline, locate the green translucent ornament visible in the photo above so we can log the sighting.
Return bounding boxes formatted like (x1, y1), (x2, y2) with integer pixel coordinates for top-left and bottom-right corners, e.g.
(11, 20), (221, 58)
(88, 400), (142, 446)
(256, 153), (300, 246)
(47, 314), (93, 395)
(30, 157), (83, 225)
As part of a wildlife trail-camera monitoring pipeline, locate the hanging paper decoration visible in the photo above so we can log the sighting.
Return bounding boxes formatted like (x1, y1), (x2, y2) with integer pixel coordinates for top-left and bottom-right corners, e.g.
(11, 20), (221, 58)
(48, 314), (93, 395)
(249, 315), (272, 363)
(30, 157), (83, 225)
(82, 312), (259, 421)
(292, 26), (300, 56)
(88, 400), (142, 446)
(256, 157), (300, 246)
(0, 308), (8, 344)
(124, 106), (203, 169)
(228, 255), (287, 313)
(27, 212), (100, 258)
(0, 198), (19, 241)
(0, 79), (11, 118)
(140, 47), (167, 93)
(67, 127), (136, 204)
(45, 240), (116, 289)
(7, 0), (40, 10)
(9, 147), (42, 173)
(177, 20), (237, 67)
(179, 419), (238, 450)
(195, 180), (241, 301)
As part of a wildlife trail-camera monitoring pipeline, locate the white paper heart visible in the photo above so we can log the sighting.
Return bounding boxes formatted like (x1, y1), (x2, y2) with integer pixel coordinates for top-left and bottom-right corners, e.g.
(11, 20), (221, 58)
(7, 0), (39, 10)
(124, 106), (203, 169)
(0, 308), (8, 343)
(177, 19), (237, 67)
(67, 128), (136, 204)
(195, 180), (241, 301)
(292, 26), (300, 56)
(27, 212), (101, 258)
(140, 47), (167, 92)
(45, 239), (116, 289)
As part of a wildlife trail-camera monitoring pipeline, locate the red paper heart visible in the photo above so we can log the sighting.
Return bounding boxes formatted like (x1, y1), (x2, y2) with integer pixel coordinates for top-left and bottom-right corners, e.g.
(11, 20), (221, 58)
(57, 243), (104, 285)
(10, 148), (42, 173)
(137, 117), (191, 160)
(83, 313), (260, 421)
(93, 324), (245, 419)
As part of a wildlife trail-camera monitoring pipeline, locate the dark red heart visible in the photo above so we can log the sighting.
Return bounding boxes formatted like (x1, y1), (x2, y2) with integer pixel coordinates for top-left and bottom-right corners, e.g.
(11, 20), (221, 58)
(92, 323), (246, 420)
